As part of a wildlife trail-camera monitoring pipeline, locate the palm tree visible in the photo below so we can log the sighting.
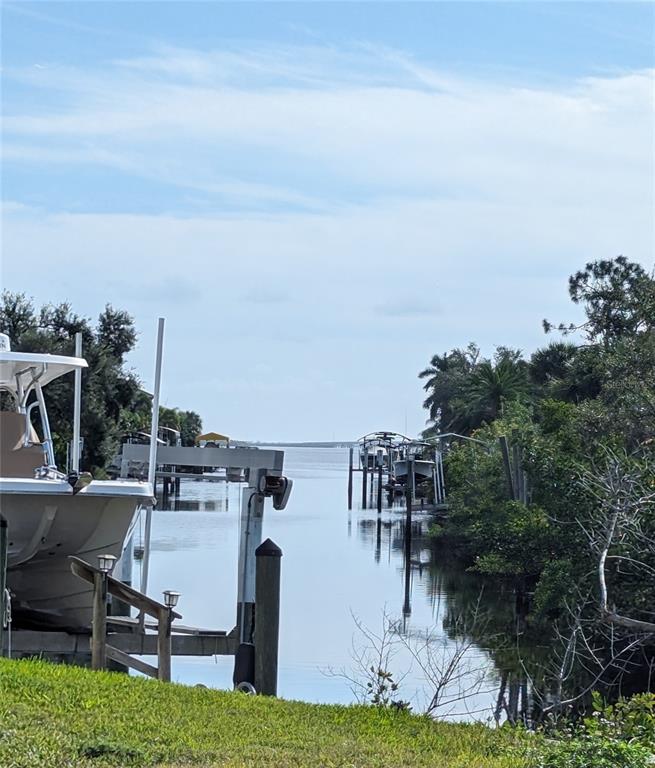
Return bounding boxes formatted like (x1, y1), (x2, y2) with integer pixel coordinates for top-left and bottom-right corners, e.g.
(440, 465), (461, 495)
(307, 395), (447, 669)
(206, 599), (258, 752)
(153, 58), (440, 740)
(419, 344), (480, 432)
(529, 342), (578, 387)
(465, 355), (530, 423)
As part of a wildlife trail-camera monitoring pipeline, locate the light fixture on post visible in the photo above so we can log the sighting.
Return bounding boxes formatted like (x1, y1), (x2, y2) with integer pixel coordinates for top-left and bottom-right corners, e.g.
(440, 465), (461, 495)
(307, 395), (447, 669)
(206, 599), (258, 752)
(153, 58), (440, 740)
(162, 590), (180, 609)
(97, 554), (117, 575)
(92, 553), (116, 672)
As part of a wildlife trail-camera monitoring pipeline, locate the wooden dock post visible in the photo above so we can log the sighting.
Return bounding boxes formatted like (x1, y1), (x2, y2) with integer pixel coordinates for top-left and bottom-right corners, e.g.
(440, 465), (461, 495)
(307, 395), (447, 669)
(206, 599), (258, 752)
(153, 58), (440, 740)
(408, 458), (415, 507)
(361, 450), (368, 509)
(254, 538), (282, 696)
(157, 606), (172, 682)
(375, 516), (382, 563)
(91, 570), (108, 671)
(347, 447), (353, 510)
(403, 466), (413, 619)
(376, 463), (383, 514)
(72, 557), (182, 680)
(0, 516), (7, 653)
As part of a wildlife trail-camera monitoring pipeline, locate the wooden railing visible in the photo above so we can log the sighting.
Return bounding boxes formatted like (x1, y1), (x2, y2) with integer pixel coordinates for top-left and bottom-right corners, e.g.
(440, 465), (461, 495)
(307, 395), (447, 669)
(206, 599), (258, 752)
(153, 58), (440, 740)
(69, 556), (182, 682)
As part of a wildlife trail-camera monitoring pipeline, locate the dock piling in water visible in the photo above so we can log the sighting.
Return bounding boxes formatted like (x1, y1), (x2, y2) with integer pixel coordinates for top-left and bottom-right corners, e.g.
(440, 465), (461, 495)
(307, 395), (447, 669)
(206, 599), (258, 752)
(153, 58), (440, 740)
(347, 447), (353, 510)
(376, 463), (383, 514)
(254, 539), (282, 696)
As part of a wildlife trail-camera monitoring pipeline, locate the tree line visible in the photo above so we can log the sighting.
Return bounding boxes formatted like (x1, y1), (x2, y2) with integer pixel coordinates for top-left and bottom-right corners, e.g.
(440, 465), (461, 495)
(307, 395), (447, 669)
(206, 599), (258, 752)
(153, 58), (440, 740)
(419, 256), (655, 710)
(0, 293), (202, 476)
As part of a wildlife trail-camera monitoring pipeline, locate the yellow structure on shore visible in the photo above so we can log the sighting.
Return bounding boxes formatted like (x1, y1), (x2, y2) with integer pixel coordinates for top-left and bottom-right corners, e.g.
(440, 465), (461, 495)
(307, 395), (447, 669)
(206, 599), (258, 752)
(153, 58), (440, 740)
(195, 431), (230, 447)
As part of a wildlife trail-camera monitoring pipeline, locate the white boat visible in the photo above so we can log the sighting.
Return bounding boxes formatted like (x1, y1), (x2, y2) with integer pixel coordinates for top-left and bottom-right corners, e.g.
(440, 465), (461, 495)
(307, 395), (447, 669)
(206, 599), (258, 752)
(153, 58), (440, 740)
(393, 458), (435, 481)
(393, 442), (436, 485)
(358, 431), (409, 471)
(0, 335), (153, 630)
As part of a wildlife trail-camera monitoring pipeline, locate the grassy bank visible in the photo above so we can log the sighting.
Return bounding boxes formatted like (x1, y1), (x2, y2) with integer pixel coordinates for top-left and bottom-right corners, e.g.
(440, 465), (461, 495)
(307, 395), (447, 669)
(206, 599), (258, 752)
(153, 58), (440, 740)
(0, 658), (532, 767)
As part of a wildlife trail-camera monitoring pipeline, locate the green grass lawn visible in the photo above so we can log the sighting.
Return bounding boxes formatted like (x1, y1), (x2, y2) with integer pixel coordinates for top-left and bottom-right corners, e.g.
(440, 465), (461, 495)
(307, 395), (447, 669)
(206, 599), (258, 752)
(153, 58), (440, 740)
(0, 658), (535, 767)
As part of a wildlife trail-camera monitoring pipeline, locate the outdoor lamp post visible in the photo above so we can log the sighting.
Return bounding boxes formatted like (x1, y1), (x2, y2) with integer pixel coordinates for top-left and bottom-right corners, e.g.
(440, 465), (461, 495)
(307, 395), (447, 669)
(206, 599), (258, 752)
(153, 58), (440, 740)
(97, 553), (117, 574)
(163, 590), (180, 609)
(158, 591), (180, 683)
(92, 554), (116, 671)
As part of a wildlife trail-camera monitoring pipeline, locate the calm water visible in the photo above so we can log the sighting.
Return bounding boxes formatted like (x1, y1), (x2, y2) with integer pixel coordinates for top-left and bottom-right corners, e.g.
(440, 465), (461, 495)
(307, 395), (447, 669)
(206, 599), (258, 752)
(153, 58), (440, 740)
(138, 446), (502, 718)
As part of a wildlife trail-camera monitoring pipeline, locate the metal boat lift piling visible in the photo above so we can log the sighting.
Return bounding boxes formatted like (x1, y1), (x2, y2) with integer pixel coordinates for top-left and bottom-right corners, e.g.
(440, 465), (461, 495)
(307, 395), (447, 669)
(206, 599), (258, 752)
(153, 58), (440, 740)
(1, 441), (290, 698)
(348, 433), (448, 514)
(347, 445), (396, 514)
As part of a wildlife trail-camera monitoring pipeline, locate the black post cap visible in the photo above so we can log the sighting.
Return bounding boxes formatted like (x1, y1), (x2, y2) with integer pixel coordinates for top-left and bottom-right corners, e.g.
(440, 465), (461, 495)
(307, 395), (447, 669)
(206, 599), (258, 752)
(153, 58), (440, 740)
(255, 538), (282, 558)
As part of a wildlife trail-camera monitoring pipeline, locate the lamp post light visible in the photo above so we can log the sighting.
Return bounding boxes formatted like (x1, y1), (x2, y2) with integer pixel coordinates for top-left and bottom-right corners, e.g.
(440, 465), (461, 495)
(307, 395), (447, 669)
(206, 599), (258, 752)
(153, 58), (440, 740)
(158, 591), (180, 683)
(163, 590), (180, 609)
(92, 554), (116, 672)
(97, 554), (117, 574)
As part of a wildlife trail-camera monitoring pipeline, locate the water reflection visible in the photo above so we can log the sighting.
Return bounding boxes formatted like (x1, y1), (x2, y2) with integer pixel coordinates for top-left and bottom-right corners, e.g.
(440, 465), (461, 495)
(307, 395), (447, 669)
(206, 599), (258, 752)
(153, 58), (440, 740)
(146, 446), (605, 721)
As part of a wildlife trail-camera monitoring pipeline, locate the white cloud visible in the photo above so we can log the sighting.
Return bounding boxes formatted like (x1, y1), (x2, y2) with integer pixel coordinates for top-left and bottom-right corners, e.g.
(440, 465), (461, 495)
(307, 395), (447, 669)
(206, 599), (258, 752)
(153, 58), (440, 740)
(4, 45), (653, 210)
(2, 43), (654, 438)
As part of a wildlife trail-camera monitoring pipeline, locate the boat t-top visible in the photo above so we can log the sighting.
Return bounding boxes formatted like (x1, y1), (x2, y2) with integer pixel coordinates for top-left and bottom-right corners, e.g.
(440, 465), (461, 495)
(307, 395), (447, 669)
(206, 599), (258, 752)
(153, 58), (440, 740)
(0, 333), (153, 630)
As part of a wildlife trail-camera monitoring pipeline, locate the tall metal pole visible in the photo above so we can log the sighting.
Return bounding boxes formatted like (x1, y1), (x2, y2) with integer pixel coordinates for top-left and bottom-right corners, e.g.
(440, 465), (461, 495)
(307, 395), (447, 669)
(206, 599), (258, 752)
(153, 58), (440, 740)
(71, 332), (82, 473)
(237, 472), (266, 644)
(141, 318), (165, 596)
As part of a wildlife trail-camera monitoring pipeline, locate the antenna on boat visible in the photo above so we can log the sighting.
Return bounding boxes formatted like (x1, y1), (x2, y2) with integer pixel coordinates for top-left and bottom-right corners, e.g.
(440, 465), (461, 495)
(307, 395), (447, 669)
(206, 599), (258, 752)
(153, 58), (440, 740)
(141, 317), (165, 596)
(71, 332), (82, 474)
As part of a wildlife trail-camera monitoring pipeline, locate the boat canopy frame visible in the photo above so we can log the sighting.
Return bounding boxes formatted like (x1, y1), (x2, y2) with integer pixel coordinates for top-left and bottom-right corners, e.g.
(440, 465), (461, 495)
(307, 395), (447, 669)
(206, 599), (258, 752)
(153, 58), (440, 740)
(0, 352), (87, 471)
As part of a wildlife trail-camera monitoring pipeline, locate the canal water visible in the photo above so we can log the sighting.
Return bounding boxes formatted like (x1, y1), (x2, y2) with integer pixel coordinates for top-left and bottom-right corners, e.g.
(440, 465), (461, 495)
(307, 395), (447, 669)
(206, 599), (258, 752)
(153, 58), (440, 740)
(140, 446), (503, 719)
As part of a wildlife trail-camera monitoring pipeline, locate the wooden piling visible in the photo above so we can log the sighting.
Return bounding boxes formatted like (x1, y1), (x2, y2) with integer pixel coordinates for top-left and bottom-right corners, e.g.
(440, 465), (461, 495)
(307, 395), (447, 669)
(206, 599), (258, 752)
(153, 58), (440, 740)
(91, 571), (107, 671)
(347, 447), (353, 510)
(408, 458), (415, 507)
(254, 538), (282, 696)
(403, 468), (413, 618)
(157, 606), (172, 682)
(361, 450), (368, 509)
(375, 516), (382, 563)
(376, 464), (383, 514)
(0, 517), (7, 653)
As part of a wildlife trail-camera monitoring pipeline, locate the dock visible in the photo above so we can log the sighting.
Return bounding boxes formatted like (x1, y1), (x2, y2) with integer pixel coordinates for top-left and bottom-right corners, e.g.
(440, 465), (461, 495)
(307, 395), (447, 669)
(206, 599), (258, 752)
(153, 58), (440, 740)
(0, 440), (292, 696)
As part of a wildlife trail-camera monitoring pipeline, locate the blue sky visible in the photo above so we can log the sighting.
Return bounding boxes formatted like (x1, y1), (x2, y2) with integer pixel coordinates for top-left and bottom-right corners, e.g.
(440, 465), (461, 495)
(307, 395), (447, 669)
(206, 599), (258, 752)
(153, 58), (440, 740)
(2, 2), (654, 439)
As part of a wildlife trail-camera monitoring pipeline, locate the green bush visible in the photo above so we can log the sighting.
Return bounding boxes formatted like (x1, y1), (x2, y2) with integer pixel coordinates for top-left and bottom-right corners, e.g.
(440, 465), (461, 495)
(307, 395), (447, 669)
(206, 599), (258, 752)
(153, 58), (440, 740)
(539, 693), (655, 768)
(541, 737), (652, 768)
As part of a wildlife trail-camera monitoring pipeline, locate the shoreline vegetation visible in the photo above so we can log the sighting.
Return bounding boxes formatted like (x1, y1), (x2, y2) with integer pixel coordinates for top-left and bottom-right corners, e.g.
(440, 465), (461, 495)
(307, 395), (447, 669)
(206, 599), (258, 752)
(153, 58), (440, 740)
(419, 257), (655, 721)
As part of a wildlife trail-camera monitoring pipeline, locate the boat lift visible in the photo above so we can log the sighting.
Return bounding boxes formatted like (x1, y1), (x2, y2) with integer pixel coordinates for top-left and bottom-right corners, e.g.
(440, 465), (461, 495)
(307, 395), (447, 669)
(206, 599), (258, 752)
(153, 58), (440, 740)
(0, 429), (291, 696)
(0, 319), (292, 695)
(119, 440), (291, 645)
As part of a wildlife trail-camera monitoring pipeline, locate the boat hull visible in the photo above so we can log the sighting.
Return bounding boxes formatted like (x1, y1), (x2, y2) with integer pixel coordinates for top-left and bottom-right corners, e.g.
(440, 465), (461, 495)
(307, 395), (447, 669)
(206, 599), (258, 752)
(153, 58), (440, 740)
(393, 459), (435, 481)
(0, 478), (152, 630)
